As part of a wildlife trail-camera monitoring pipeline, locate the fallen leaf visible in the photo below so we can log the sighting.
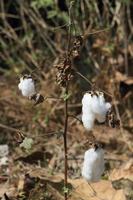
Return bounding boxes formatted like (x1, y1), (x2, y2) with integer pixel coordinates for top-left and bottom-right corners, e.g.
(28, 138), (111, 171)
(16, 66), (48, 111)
(69, 179), (126, 200)
(109, 159), (133, 182)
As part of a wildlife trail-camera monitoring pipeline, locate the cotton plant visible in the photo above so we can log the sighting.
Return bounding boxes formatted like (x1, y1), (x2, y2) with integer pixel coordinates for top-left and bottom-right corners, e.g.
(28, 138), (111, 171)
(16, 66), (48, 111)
(16, 31), (120, 200)
(82, 91), (111, 130)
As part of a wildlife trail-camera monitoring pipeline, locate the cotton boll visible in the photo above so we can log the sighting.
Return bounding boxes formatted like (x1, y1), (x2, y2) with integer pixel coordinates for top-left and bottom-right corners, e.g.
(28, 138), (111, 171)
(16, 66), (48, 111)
(82, 93), (95, 130)
(105, 102), (111, 110)
(91, 95), (106, 116)
(82, 112), (95, 130)
(82, 92), (112, 128)
(18, 76), (36, 97)
(82, 148), (105, 182)
(82, 93), (93, 108)
(95, 102), (111, 123)
(92, 93), (111, 123)
(91, 95), (100, 113)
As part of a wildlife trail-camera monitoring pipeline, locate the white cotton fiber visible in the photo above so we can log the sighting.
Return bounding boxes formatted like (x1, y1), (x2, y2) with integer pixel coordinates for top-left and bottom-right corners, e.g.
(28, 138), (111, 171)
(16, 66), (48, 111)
(82, 112), (95, 130)
(18, 77), (35, 97)
(82, 92), (111, 129)
(82, 148), (105, 182)
(82, 93), (95, 130)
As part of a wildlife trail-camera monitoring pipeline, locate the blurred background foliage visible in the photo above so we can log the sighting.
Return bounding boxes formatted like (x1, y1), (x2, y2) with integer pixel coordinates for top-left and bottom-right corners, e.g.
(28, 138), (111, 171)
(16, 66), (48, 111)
(0, 0), (133, 77)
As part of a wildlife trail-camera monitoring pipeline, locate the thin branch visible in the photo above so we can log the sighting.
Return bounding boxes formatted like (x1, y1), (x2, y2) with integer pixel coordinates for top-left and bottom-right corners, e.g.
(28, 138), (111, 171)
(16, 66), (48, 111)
(84, 27), (111, 39)
(123, 4), (129, 75)
(68, 114), (82, 123)
(75, 70), (113, 97)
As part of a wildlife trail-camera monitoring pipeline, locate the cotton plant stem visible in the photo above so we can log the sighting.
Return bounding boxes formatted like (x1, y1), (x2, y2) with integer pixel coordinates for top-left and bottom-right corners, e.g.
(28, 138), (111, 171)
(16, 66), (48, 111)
(63, 84), (69, 200)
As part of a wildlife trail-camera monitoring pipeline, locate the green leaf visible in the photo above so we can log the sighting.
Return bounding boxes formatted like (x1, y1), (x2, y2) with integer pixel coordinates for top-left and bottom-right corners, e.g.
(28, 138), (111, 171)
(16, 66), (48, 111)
(44, 115), (49, 126)
(58, 12), (69, 23)
(63, 186), (69, 194)
(31, 0), (54, 9)
(20, 137), (33, 150)
(62, 93), (71, 101)
(47, 10), (57, 19)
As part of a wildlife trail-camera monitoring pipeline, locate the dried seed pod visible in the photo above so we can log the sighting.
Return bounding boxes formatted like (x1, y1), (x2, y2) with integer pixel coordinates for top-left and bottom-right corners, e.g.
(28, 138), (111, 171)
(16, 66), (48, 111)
(106, 109), (120, 128)
(30, 93), (44, 105)
(14, 132), (25, 144)
(22, 74), (32, 79)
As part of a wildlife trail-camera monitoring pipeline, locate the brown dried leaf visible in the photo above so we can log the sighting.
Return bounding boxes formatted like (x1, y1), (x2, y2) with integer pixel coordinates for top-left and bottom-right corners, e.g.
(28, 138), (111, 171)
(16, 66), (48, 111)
(109, 159), (133, 182)
(69, 179), (126, 200)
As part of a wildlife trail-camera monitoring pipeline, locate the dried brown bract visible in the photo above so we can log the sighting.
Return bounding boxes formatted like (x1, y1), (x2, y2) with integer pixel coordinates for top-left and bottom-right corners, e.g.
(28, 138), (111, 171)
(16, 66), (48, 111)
(14, 131), (25, 144)
(55, 55), (73, 87)
(22, 74), (32, 80)
(30, 93), (44, 105)
(84, 134), (102, 151)
(106, 109), (120, 128)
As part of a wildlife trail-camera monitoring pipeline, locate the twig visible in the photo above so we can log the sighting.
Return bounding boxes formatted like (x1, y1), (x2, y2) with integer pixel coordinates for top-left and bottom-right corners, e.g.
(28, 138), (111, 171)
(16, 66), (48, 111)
(75, 70), (113, 97)
(84, 27), (111, 39)
(68, 114), (82, 123)
(122, 4), (129, 75)
(0, 123), (23, 133)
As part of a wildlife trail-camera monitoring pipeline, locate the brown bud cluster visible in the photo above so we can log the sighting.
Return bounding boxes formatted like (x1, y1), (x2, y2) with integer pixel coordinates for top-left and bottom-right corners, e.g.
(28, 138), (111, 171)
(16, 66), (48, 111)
(55, 56), (73, 87)
(55, 35), (83, 87)
(71, 35), (83, 58)
(106, 109), (120, 128)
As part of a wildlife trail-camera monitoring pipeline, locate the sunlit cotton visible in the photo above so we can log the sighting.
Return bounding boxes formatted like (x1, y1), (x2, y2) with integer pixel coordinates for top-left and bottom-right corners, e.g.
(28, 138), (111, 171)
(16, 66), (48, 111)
(82, 92), (111, 130)
(82, 148), (105, 182)
(18, 77), (35, 97)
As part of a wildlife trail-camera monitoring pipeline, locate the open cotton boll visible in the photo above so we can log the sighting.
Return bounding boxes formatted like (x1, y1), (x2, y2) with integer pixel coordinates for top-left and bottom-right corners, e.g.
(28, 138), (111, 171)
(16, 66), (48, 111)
(18, 77), (36, 97)
(95, 102), (111, 123)
(91, 93), (111, 122)
(82, 112), (95, 130)
(82, 93), (93, 108)
(91, 94), (107, 116)
(82, 147), (105, 182)
(91, 95), (101, 113)
(82, 93), (95, 130)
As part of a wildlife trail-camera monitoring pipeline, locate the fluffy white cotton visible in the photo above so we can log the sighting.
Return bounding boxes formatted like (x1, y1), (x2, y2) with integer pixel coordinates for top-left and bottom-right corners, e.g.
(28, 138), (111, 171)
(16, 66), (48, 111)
(82, 112), (95, 130)
(82, 92), (111, 129)
(82, 93), (94, 130)
(18, 77), (35, 97)
(82, 148), (105, 182)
